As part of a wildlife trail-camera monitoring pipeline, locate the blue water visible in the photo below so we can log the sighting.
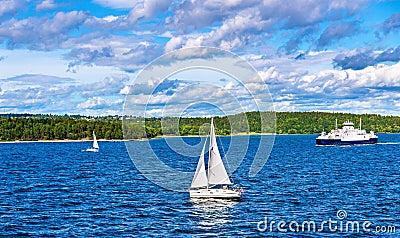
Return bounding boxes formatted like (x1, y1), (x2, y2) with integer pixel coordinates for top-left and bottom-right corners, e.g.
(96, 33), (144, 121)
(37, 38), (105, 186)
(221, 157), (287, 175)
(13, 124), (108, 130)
(1, 135), (399, 236)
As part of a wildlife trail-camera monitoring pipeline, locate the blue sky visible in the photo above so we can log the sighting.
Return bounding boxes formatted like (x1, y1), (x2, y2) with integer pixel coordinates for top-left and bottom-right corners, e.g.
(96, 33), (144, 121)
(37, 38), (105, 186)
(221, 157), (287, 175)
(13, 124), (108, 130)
(0, 0), (400, 115)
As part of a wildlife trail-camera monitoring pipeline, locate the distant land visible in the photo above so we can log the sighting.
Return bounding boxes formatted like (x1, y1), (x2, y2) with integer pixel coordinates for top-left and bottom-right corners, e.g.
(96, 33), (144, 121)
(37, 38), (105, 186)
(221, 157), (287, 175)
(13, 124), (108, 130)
(1, 111), (400, 141)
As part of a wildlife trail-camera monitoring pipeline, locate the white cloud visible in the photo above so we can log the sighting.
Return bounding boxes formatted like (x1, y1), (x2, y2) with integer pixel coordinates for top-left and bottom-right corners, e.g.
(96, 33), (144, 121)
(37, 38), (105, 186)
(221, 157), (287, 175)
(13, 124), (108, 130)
(36, 0), (58, 11)
(80, 74), (130, 97)
(126, 0), (170, 23)
(165, 36), (183, 52)
(102, 15), (119, 22)
(93, 0), (137, 9)
(259, 55), (400, 114)
(77, 96), (123, 109)
(167, 8), (269, 51)
(0, 0), (24, 20)
(0, 73), (129, 115)
(0, 11), (89, 50)
(119, 85), (130, 95)
(63, 34), (164, 72)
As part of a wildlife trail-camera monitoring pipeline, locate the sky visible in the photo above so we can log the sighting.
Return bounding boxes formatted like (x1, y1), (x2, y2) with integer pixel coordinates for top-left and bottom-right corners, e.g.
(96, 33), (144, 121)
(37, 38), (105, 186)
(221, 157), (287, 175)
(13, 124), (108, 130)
(0, 0), (400, 116)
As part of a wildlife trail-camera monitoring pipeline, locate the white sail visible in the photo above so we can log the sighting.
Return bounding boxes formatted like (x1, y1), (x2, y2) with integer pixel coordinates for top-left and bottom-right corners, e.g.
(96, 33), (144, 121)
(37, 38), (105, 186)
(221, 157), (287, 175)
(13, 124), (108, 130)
(93, 131), (99, 149)
(207, 119), (232, 185)
(191, 141), (208, 188)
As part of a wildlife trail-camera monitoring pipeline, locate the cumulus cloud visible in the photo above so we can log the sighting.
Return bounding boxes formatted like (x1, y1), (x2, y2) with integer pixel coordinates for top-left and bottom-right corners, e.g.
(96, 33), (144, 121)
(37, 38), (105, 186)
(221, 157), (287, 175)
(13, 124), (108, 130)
(380, 12), (400, 35)
(77, 97), (123, 110)
(63, 34), (163, 73)
(165, 36), (183, 52)
(93, 0), (137, 9)
(0, 74), (77, 113)
(317, 21), (361, 49)
(333, 46), (400, 70)
(88, 0), (170, 30)
(259, 55), (400, 114)
(166, 8), (269, 51)
(80, 74), (130, 97)
(123, 71), (272, 117)
(2, 74), (75, 85)
(131, 83), (253, 117)
(166, 0), (367, 53)
(36, 0), (59, 11)
(0, 0), (24, 21)
(127, 0), (170, 23)
(66, 47), (114, 72)
(0, 73), (128, 114)
(168, 0), (257, 33)
(0, 11), (89, 50)
(123, 79), (190, 102)
(169, 0), (365, 33)
(279, 26), (319, 54)
(69, 46), (114, 60)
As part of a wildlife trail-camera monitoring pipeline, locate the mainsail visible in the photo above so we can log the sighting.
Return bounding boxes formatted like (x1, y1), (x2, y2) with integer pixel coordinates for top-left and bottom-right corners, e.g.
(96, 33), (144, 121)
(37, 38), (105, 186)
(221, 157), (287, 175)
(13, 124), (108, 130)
(93, 131), (99, 149)
(207, 119), (232, 185)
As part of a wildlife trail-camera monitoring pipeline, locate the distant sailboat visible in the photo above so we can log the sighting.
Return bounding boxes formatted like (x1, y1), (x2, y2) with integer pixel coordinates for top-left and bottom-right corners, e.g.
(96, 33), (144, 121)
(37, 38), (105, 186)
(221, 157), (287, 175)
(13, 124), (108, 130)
(189, 118), (243, 199)
(86, 131), (99, 152)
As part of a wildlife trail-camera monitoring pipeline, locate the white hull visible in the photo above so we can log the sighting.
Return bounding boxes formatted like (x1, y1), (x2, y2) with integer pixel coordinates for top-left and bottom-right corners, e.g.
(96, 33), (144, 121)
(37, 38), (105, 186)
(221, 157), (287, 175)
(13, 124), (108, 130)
(316, 119), (378, 145)
(86, 147), (99, 152)
(190, 188), (241, 199)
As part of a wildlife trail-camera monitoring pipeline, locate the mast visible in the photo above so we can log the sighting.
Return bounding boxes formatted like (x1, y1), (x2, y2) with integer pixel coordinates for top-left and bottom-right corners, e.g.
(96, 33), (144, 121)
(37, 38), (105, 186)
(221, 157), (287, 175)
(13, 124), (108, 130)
(335, 118), (338, 130)
(359, 118), (362, 130)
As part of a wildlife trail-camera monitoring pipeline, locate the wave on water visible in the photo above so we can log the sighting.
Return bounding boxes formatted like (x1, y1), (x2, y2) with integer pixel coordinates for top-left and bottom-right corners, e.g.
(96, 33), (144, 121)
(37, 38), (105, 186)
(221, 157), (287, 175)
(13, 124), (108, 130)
(377, 142), (400, 145)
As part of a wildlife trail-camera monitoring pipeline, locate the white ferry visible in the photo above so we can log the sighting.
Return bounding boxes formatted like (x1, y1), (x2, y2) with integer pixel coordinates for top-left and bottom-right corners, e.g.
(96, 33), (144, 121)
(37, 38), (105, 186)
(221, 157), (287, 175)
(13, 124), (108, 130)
(316, 119), (378, 145)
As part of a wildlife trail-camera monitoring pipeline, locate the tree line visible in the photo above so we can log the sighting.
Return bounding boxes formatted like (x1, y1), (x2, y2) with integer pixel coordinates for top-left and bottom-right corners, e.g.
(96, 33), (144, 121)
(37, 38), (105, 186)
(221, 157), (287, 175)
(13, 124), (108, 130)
(0, 117), (122, 141)
(1, 111), (400, 141)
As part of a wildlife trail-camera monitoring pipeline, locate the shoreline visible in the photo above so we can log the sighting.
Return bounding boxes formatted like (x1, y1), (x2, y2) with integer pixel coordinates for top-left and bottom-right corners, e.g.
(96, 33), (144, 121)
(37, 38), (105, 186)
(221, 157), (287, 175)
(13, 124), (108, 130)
(1, 132), (395, 143)
(0, 134), (277, 143)
(0, 139), (130, 143)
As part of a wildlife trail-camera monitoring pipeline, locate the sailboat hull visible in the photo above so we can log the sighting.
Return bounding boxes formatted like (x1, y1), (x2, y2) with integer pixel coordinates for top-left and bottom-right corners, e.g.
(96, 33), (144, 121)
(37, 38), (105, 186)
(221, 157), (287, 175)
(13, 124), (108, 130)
(190, 188), (242, 199)
(86, 148), (99, 152)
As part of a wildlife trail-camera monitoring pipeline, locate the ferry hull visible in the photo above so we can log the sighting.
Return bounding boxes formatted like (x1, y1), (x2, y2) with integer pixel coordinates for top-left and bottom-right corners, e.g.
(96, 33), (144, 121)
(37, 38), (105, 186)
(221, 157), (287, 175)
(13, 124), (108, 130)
(316, 137), (378, 145)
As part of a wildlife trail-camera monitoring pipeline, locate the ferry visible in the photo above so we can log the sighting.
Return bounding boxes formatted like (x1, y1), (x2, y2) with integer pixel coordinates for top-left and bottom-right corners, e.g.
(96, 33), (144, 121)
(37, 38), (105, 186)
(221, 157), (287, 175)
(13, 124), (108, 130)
(316, 119), (378, 145)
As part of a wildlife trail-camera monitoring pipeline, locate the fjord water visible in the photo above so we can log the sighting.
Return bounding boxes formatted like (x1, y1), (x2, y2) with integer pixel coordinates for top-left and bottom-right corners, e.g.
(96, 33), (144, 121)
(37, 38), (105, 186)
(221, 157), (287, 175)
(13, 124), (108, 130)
(1, 135), (399, 237)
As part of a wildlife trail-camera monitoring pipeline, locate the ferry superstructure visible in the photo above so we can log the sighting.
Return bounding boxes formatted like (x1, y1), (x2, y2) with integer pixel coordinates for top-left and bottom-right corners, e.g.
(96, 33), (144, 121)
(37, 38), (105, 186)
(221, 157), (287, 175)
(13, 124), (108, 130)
(316, 119), (378, 145)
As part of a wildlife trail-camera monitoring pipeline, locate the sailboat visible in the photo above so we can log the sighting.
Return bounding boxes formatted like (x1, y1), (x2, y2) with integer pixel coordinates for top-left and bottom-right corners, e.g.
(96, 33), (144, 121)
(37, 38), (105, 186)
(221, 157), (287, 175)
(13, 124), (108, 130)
(190, 118), (243, 199)
(86, 131), (99, 152)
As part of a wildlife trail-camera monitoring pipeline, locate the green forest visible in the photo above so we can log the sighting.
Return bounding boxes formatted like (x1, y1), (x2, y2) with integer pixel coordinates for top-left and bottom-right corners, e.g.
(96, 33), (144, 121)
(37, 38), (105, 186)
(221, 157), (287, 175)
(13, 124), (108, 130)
(1, 111), (400, 141)
(0, 115), (123, 141)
